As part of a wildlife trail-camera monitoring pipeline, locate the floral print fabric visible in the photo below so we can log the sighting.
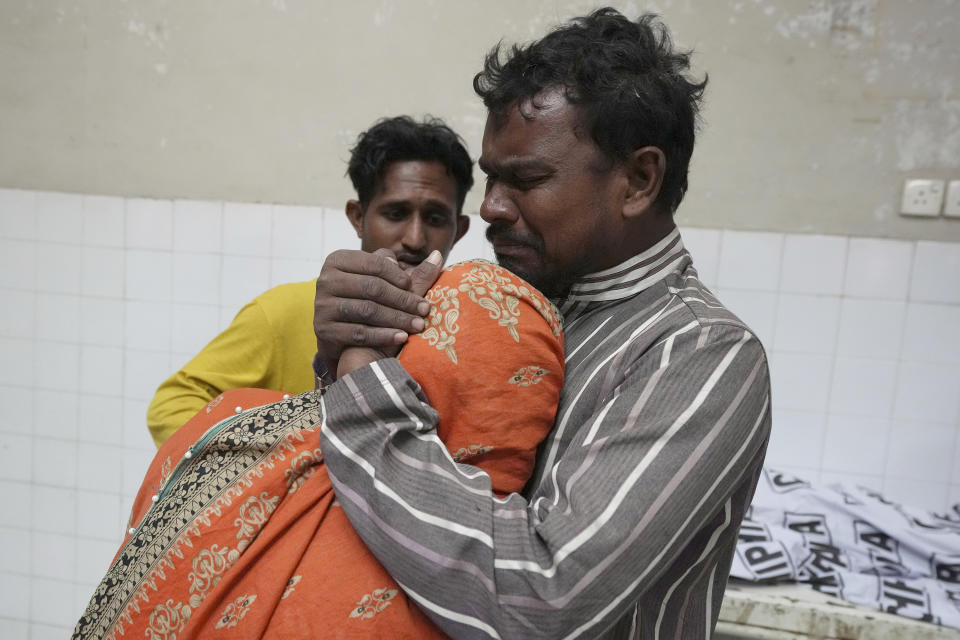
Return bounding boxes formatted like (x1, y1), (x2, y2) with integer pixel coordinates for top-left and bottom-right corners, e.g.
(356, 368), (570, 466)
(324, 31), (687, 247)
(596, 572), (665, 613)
(73, 261), (564, 639)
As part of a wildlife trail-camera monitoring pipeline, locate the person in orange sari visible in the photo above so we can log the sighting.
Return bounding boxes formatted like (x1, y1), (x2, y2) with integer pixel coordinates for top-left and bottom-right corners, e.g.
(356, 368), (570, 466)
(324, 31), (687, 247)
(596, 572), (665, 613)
(74, 260), (564, 640)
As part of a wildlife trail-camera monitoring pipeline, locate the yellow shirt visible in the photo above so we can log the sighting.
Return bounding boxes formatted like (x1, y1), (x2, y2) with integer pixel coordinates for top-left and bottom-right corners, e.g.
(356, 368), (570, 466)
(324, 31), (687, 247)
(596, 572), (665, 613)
(146, 281), (317, 447)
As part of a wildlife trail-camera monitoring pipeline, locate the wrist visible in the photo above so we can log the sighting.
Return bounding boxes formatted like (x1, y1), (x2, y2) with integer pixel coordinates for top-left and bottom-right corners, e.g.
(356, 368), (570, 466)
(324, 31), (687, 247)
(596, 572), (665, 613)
(337, 347), (385, 378)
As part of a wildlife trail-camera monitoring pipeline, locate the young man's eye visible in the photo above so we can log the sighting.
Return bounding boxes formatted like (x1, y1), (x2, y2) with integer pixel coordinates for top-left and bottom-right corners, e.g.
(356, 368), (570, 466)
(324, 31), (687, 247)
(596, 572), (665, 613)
(383, 209), (406, 220)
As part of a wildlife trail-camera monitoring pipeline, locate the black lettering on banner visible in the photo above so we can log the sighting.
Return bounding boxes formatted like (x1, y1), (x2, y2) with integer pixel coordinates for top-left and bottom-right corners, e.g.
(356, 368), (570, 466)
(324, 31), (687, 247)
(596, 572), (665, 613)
(911, 510), (960, 533)
(855, 521), (898, 554)
(879, 578), (937, 623)
(841, 491), (863, 506)
(810, 574), (844, 599)
(931, 554), (960, 584)
(909, 515), (948, 531)
(784, 512), (831, 546)
(868, 550), (907, 577)
(800, 541), (849, 580)
(738, 519), (771, 544)
(765, 469), (810, 494)
(854, 521), (905, 576)
(737, 542), (794, 582)
(931, 505), (960, 529)
(861, 488), (897, 507)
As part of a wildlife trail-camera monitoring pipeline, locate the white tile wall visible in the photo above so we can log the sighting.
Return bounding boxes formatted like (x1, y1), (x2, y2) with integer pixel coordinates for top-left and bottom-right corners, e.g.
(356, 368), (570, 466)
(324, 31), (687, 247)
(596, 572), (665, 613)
(81, 247), (125, 298)
(677, 227), (720, 287)
(901, 303), (960, 364)
(172, 199), (222, 253)
(125, 250), (172, 302)
(2, 187), (960, 636)
(82, 195), (125, 247)
(843, 238), (913, 300)
(717, 231), (783, 291)
(125, 198), (172, 250)
(910, 241), (960, 304)
(0, 290), (35, 339)
(0, 240), (36, 290)
(835, 299), (905, 359)
(321, 206), (359, 257)
(36, 243), (81, 294)
(0, 189), (37, 239)
(222, 202), (273, 257)
(773, 294), (840, 354)
(269, 258), (325, 288)
(271, 204), (326, 259)
(36, 192), (83, 245)
(172, 253), (220, 304)
(779, 234), (847, 296)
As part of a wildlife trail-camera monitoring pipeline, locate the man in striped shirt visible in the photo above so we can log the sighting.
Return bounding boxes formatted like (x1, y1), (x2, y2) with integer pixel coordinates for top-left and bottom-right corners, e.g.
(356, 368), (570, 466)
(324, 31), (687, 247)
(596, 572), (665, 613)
(314, 8), (771, 638)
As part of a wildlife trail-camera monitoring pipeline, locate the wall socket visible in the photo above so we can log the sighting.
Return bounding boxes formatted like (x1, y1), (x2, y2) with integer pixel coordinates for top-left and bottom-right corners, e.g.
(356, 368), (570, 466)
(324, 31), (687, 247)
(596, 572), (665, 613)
(945, 180), (960, 218)
(900, 179), (945, 217)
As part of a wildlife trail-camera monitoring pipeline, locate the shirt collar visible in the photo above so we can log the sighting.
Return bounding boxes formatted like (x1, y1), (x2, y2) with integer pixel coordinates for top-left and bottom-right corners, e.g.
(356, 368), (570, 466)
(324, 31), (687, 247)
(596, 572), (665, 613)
(562, 227), (687, 306)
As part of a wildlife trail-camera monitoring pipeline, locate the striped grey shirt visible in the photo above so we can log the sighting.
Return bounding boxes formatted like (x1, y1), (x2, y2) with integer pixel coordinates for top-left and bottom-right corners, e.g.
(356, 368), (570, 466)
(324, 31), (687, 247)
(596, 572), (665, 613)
(320, 228), (772, 639)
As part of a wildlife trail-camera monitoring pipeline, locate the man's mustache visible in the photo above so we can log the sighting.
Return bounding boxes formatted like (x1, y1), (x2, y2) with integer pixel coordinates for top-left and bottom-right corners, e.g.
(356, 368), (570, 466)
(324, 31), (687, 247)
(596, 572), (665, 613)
(485, 224), (544, 253)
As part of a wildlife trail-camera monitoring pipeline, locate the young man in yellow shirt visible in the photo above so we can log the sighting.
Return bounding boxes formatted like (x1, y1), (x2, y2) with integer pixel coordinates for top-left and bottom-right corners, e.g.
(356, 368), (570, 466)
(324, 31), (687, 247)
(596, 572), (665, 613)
(146, 116), (473, 446)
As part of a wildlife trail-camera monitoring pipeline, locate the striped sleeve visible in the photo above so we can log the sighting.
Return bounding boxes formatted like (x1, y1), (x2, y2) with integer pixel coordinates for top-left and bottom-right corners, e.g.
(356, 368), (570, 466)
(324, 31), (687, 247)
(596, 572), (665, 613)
(319, 323), (771, 639)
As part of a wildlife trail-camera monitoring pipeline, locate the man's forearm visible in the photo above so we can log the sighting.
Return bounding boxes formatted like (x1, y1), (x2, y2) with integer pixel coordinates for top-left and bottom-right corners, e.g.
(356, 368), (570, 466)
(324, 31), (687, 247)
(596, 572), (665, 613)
(320, 333), (772, 638)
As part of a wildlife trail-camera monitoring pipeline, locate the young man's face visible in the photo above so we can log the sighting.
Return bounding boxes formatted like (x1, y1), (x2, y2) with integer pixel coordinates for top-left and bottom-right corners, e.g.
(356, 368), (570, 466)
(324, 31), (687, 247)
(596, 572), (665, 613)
(347, 160), (469, 271)
(478, 90), (628, 298)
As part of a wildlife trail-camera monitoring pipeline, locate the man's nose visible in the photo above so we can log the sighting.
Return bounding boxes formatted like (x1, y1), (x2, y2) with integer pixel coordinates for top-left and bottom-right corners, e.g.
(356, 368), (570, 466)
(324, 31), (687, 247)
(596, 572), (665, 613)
(479, 185), (518, 225)
(401, 216), (427, 250)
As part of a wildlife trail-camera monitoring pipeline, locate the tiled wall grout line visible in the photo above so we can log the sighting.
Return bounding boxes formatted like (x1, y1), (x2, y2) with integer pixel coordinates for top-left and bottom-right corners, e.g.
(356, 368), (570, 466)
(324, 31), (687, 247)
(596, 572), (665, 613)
(816, 236), (850, 480)
(878, 241), (917, 496)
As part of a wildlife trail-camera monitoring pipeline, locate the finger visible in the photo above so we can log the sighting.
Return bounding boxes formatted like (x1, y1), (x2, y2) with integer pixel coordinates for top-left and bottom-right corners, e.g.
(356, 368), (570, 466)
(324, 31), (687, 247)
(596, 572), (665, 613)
(323, 323), (409, 349)
(334, 297), (427, 333)
(372, 247), (398, 264)
(406, 250), (444, 298)
(316, 267), (428, 318)
(324, 249), (411, 291)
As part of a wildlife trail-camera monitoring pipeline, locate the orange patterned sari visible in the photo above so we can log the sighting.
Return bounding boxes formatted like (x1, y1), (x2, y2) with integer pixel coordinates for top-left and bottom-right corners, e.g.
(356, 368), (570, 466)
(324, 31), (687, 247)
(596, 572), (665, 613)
(74, 261), (564, 639)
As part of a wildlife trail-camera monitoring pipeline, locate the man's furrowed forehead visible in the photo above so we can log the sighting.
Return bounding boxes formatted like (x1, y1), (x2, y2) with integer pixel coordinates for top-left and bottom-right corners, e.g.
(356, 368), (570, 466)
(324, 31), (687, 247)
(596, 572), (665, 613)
(481, 94), (598, 171)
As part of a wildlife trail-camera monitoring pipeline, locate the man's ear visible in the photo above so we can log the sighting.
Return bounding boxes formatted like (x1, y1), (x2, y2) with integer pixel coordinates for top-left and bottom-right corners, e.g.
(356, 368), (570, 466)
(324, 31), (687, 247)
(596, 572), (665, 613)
(623, 147), (666, 219)
(453, 214), (471, 244)
(345, 200), (364, 237)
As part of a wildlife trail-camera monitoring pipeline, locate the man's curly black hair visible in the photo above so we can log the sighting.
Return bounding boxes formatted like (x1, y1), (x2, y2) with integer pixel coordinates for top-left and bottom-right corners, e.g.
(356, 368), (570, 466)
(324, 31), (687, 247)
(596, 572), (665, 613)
(347, 116), (474, 213)
(473, 8), (706, 215)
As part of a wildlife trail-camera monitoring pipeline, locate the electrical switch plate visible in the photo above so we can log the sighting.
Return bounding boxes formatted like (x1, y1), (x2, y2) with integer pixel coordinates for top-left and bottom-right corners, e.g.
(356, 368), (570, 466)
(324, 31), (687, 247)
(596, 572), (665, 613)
(900, 179), (945, 217)
(945, 180), (960, 218)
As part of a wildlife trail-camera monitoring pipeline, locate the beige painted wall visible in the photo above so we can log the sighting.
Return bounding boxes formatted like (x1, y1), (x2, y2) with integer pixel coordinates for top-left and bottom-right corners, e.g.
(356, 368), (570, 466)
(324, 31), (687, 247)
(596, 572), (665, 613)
(1, 0), (958, 240)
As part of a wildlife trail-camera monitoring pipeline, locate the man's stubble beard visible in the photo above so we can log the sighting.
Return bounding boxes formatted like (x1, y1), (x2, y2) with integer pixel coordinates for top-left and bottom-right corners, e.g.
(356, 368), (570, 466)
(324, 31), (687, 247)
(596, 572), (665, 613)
(487, 223), (580, 300)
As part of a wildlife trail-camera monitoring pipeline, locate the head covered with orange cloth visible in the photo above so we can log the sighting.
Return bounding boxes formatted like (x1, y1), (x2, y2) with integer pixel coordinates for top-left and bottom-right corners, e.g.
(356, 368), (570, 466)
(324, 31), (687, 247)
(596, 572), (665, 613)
(399, 260), (564, 494)
(74, 260), (563, 639)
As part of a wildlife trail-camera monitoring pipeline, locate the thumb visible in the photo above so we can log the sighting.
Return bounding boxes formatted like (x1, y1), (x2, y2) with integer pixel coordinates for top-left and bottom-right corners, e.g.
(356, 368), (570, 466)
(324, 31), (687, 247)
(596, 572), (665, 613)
(408, 250), (444, 297)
